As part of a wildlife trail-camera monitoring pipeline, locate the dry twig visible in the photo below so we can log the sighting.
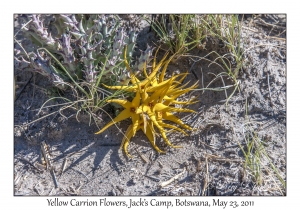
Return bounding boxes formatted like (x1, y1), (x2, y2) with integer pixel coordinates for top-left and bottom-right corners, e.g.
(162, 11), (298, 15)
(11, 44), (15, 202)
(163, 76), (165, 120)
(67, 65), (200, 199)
(201, 157), (209, 196)
(159, 167), (186, 188)
(135, 149), (149, 164)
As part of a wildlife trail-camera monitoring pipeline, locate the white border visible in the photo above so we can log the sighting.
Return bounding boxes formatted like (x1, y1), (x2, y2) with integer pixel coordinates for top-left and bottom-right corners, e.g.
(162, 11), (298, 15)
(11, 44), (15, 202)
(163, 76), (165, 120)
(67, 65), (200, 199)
(4, 0), (296, 209)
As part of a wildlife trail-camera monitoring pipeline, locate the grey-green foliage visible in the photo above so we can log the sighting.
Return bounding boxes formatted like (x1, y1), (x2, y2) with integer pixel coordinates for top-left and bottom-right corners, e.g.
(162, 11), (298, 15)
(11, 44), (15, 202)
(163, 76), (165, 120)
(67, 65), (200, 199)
(14, 14), (153, 89)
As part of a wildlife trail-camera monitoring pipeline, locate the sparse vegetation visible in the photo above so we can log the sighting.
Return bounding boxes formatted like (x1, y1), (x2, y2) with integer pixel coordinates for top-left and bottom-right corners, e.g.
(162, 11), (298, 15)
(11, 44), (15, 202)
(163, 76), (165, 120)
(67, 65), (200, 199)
(149, 14), (205, 60)
(14, 14), (286, 196)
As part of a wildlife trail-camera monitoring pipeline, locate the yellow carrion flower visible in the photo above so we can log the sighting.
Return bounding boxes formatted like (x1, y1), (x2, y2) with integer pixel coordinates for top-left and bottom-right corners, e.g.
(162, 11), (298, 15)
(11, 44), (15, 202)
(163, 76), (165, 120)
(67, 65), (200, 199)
(94, 90), (141, 137)
(95, 46), (198, 157)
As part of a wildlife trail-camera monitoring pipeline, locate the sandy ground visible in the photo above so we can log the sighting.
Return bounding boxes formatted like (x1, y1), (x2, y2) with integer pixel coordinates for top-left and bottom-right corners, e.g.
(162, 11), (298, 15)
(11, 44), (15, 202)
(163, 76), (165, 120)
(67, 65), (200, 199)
(14, 14), (286, 196)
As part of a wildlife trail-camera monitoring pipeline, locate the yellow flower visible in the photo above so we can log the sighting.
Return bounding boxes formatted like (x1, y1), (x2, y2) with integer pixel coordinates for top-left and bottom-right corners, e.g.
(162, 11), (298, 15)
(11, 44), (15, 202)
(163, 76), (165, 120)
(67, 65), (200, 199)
(136, 101), (195, 148)
(122, 118), (165, 158)
(96, 45), (199, 157)
(95, 89), (141, 137)
(103, 46), (170, 93)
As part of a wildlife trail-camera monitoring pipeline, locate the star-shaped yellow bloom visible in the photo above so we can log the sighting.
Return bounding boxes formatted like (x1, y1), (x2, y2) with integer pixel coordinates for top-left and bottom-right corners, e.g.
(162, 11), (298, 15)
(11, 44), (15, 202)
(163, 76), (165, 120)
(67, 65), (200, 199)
(95, 89), (141, 137)
(96, 45), (199, 157)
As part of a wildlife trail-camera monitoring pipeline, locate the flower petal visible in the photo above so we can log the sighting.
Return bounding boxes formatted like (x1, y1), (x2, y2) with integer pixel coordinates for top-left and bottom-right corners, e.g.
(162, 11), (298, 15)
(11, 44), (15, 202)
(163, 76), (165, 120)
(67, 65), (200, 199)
(153, 103), (169, 112)
(131, 114), (140, 137)
(166, 107), (196, 113)
(122, 125), (135, 158)
(149, 51), (169, 79)
(124, 45), (141, 85)
(95, 109), (132, 134)
(146, 74), (181, 93)
(159, 122), (188, 136)
(152, 46), (160, 71)
(136, 104), (150, 114)
(141, 122), (165, 153)
(107, 99), (131, 109)
(159, 54), (175, 83)
(131, 88), (141, 108)
(162, 111), (192, 130)
(146, 110), (179, 148)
